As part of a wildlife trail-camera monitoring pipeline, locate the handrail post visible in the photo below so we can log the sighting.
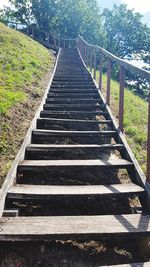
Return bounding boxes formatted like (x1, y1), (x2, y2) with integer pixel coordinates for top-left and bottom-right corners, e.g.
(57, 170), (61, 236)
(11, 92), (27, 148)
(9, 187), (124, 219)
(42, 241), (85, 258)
(94, 48), (97, 80)
(88, 47), (90, 68)
(85, 45), (87, 66)
(99, 54), (103, 90)
(83, 44), (86, 62)
(90, 47), (93, 73)
(119, 66), (125, 132)
(54, 35), (56, 48)
(63, 39), (65, 48)
(106, 59), (111, 106)
(147, 86), (150, 183)
(58, 36), (60, 48)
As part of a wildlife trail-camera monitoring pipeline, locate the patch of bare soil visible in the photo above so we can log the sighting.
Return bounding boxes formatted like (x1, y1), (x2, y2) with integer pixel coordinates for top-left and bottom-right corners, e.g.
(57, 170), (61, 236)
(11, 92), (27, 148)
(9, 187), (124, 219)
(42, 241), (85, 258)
(0, 65), (54, 187)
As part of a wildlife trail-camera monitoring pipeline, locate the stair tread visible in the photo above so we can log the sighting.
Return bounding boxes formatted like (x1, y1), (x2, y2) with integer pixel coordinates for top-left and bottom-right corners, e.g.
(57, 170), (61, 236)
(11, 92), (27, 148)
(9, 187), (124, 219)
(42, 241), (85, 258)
(19, 158), (133, 167)
(37, 118), (111, 124)
(27, 144), (124, 149)
(7, 183), (144, 199)
(0, 214), (150, 240)
(102, 263), (150, 267)
(33, 129), (115, 134)
(41, 111), (108, 114)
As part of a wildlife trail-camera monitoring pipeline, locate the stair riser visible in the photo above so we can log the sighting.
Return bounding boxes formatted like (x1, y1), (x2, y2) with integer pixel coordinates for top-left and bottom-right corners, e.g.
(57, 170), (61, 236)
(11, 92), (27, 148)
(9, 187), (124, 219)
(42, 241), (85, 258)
(50, 85), (96, 89)
(43, 104), (104, 112)
(47, 93), (99, 98)
(52, 82), (94, 86)
(16, 165), (132, 185)
(45, 99), (102, 104)
(25, 147), (114, 160)
(32, 133), (114, 145)
(5, 196), (136, 216)
(36, 120), (110, 131)
(40, 112), (108, 120)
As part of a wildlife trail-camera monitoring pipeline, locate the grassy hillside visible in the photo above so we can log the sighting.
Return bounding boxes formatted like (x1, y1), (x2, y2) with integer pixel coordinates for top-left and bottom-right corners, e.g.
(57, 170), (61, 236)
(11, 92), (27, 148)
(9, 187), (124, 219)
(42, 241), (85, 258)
(0, 23), (54, 184)
(96, 73), (148, 173)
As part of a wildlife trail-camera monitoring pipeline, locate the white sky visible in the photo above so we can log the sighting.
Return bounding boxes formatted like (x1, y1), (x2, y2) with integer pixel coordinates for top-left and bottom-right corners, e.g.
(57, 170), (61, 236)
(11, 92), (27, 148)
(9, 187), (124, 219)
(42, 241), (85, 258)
(121, 0), (150, 14)
(0, 0), (150, 14)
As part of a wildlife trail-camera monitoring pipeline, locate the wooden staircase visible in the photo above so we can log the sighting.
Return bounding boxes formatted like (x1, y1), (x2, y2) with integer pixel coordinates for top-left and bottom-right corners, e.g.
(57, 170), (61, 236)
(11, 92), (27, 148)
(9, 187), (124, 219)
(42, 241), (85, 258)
(1, 48), (150, 266)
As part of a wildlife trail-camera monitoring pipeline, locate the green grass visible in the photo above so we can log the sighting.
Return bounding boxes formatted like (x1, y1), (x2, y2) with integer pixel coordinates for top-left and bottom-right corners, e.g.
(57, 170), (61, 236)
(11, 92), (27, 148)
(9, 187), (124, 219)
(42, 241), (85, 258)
(0, 22), (53, 114)
(96, 72), (148, 173)
(0, 23), (54, 183)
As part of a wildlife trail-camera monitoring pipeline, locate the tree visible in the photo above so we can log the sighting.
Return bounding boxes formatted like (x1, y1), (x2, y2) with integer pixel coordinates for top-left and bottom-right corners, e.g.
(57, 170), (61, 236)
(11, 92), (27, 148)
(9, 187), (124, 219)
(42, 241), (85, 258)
(31, 0), (103, 41)
(31, 0), (57, 31)
(1, 0), (33, 24)
(102, 4), (150, 60)
(2, 0), (104, 42)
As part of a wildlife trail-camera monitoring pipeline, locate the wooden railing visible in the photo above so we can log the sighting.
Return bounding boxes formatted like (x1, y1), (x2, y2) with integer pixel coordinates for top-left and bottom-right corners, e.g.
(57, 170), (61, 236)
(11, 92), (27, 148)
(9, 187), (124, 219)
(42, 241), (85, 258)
(11, 23), (150, 184)
(26, 27), (76, 49)
(76, 36), (150, 183)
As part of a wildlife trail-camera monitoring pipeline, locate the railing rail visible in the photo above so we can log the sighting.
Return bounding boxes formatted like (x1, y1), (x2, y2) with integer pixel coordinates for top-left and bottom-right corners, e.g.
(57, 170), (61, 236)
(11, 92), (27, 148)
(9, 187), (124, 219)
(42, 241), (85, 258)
(76, 35), (150, 184)
(26, 26), (76, 49)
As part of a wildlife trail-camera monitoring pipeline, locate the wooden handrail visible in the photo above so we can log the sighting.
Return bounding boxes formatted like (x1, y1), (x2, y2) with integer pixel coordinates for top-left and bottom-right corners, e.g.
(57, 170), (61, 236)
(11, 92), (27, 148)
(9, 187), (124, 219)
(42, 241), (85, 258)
(77, 35), (150, 184)
(78, 36), (150, 81)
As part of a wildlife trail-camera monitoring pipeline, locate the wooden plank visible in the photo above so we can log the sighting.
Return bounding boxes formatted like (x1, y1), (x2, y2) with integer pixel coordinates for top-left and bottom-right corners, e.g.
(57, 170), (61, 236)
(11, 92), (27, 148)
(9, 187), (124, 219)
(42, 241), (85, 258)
(26, 144), (124, 150)
(45, 98), (102, 104)
(43, 103), (104, 111)
(0, 214), (150, 241)
(32, 129), (116, 136)
(37, 118), (111, 124)
(7, 183), (144, 199)
(102, 263), (150, 267)
(41, 111), (108, 116)
(79, 36), (150, 81)
(49, 89), (97, 93)
(25, 144), (125, 160)
(3, 209), (19, 217)
(18, 158), (133, 168)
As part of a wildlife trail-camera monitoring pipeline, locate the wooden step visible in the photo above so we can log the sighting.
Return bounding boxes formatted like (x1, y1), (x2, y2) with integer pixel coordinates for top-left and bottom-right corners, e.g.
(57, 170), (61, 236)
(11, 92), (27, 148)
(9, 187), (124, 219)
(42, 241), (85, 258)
(0, 214), (149, 241)
(47, 92), (99, 98)
(49, 89), (97, 93)
(25, 144), (124, 160)
(45, 98), (102, 104)
(53, 77), (92, 81)
(40, 110), (109, 120)
(32, 129), (117, 144)
(43, 103), (104, 111)
(18, 158), (133, 171)
(52, 81), (94, 86)
(36, 118), (112, 131)
(51, 84), (96, 89)
(16, 158), (133, 185)
(7, 183), (144, 200)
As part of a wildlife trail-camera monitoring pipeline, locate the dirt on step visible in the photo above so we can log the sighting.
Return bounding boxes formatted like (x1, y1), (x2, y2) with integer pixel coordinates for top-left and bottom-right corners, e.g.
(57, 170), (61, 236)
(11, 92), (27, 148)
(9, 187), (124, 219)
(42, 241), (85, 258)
(0, 240), (148, 266)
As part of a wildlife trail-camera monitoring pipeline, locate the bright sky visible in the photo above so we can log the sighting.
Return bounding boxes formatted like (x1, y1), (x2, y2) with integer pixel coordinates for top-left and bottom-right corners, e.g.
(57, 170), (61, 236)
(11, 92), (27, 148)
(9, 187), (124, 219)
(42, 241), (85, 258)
(122, 0), (150, 14)
(0, 0), (150, 14)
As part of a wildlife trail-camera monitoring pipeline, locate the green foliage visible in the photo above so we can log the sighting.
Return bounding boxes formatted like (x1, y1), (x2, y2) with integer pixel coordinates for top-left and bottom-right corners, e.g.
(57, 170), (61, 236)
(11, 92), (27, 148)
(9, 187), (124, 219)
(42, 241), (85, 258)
(2, 1), (149, 61)
(31, 0), (104, 41)
(2, 0), (104, 42)
(0, 22), (52, 114)
(102, 4), (150, 59)
(0, 0), (32, 24)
